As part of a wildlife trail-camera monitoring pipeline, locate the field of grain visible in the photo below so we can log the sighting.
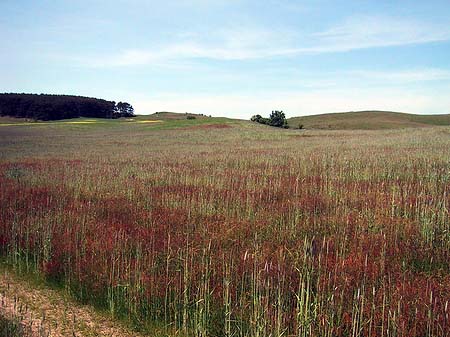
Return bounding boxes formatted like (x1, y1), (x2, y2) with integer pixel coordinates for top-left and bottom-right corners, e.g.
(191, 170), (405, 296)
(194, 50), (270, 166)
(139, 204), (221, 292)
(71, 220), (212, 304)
(0, 117), (449, 336)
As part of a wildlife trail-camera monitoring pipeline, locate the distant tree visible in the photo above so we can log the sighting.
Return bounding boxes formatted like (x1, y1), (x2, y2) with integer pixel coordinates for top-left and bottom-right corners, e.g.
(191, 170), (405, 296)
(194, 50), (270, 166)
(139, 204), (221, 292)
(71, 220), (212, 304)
(251, 111), (288, 128)
(115, 102), (135, 118)
(268, 110), (288, 128)
(251, 114), (268, 124)
(251, 114), (262, 122)
(186, 115), (196, 120)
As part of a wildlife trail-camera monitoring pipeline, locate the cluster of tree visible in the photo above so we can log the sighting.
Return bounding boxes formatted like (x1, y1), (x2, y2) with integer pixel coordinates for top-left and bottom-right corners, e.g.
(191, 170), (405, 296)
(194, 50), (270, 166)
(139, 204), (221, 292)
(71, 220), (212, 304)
(115, 102), (134, 118)
(251, 110), (289, 128)
(0, 93), (134, 120)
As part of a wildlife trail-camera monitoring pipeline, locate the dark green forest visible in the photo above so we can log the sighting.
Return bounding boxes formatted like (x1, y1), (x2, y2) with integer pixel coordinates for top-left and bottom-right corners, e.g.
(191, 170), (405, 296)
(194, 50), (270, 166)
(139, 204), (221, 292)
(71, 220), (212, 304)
(0, 93), (134, 120)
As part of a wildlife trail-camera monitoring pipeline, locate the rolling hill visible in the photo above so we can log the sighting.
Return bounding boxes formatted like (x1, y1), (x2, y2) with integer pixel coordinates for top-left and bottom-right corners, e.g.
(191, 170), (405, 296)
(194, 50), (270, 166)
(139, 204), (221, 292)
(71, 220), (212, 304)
(288, 110), (450, 130)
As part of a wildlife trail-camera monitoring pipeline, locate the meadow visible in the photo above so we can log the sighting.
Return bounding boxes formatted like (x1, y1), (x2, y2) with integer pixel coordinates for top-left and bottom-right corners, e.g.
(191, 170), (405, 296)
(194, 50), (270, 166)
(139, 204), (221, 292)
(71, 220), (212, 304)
(288, 111), (450, 130)
(0, 115), (449, 336)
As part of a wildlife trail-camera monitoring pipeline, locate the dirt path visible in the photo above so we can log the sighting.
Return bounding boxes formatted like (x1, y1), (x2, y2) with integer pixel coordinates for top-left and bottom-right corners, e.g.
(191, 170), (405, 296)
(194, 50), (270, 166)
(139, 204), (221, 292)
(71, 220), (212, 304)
(0, 269), (147, 337)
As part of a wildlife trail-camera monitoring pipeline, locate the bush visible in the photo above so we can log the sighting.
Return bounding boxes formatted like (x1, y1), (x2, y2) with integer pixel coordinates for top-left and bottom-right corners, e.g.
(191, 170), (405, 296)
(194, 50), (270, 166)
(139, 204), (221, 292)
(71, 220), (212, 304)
(187, 115), (196, 120)
(251, 111), (288, 128)
(250, 114), (267, 124)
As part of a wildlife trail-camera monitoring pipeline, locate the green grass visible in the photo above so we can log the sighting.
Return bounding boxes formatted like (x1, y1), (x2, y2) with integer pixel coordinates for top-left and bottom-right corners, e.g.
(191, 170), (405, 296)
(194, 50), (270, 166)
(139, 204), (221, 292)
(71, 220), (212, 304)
(0, 113), (239, 131)
(4, 110), (450, 131)
(288, 110), (450, 130)
(0, 315), (25, 337)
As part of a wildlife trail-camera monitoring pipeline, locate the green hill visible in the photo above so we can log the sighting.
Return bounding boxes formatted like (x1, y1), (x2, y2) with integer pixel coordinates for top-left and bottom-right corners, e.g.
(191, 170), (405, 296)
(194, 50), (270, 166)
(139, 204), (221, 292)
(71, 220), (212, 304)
(288, 111), (450, 130)
(0, 112), (237, 130)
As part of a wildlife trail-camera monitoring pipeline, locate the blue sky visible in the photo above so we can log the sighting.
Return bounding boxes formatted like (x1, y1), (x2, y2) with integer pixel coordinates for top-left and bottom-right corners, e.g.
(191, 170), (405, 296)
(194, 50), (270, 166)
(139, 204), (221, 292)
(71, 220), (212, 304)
(1, 0), (449, 118)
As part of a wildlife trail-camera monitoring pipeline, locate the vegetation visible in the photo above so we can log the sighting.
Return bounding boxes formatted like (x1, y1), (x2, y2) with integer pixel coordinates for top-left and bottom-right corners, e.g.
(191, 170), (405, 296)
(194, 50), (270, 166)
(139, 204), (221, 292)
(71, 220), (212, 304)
(0, 93), (134, 121)
(115, 102), (135, 118)
(0, 314), (43, 337)
(0, 264), (142, 337)
(0, 117), (449, 336)
(251, 110), (289, 128)
(0, 315), (24, 337)
(288, 110), (450, 130)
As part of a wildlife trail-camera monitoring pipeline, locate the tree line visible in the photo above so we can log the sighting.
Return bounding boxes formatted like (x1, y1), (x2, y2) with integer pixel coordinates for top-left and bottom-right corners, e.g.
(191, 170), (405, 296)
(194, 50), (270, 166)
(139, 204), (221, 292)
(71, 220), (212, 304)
(0, 93), (134, 120)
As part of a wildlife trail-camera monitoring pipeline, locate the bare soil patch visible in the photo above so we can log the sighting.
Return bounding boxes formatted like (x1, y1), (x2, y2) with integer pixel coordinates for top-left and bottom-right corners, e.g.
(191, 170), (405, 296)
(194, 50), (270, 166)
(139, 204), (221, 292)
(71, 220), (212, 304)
(0, 270), (145, 337)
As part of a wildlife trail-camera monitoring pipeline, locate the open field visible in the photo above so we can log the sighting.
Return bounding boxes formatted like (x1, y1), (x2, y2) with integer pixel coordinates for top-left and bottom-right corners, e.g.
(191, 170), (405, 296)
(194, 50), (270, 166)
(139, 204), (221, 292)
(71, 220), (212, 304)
(0, 113), (234, 129)
(0, 116), (449, 336)
(288, 111), (450, 130)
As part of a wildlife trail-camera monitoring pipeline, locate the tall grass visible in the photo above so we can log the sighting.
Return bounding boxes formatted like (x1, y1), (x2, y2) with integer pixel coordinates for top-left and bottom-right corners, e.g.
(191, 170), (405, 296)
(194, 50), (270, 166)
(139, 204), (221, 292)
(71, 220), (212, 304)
(0, 124), (449, 335)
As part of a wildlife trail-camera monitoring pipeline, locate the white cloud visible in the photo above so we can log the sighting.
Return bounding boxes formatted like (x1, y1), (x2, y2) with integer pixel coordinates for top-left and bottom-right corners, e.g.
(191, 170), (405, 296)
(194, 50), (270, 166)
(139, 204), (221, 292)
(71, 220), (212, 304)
(82, 15), (450, 67)
(349, 68), (450, 82)
(85, 27), (298, 67)
(309, 15), (450, 52)
(292, 68), (450, 88)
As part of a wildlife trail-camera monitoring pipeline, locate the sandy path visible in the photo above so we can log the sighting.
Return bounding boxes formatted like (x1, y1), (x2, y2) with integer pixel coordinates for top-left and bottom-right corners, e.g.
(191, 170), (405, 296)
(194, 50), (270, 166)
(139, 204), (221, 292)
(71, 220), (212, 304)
(0, 269), (146, 337)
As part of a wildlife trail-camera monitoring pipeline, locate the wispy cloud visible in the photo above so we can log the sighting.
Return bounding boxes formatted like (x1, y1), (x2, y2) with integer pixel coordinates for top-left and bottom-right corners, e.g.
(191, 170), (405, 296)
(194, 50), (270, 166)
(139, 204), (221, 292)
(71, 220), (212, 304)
(80, 15), (450, 67)
(84, 27), (298, 67)
(294, 68), (450, 89)
(349, 68), (450, 82)
(309, 15), (450, 52)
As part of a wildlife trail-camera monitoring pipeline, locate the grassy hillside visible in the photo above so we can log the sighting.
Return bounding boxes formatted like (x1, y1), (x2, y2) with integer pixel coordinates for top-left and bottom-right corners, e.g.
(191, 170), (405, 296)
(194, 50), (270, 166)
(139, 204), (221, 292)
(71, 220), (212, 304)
(0, 112), (237, 130)
(288, 110), (450, 130)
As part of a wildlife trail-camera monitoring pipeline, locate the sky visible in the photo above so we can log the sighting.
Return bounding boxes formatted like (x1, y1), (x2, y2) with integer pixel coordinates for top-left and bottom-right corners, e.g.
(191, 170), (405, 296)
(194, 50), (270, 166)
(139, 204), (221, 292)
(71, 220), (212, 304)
(1, 0), (449, 119)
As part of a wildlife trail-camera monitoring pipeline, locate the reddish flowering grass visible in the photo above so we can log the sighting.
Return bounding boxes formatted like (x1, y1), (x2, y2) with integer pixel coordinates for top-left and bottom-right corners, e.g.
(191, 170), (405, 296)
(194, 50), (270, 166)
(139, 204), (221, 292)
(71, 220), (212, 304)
(0, 123), (449, 336)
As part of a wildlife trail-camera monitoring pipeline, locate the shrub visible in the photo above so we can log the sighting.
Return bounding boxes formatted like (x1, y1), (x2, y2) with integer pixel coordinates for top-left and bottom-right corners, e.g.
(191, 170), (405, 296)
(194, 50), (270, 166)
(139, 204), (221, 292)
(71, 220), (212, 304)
(251, 111), (288, 128)
(250, 114), (266, 124)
